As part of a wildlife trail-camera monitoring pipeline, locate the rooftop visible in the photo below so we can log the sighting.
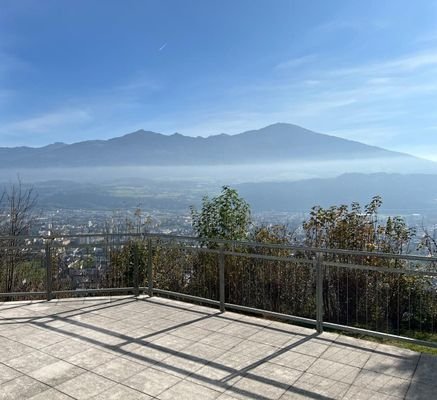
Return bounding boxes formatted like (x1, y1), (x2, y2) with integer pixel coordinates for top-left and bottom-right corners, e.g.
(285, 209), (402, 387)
(0, 295), (436, 399)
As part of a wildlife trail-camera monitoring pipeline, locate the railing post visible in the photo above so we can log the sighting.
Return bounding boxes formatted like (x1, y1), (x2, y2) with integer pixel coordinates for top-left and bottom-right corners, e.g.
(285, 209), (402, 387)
(315, 252), (324, 333)
(147, 237), (153, 297)
(133, 241), (139, 297)
(219, 244), (225, 313)
(45, 239), (52, 301)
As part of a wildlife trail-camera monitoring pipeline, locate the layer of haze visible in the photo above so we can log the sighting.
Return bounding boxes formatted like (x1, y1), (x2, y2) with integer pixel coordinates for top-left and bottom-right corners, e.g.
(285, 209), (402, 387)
(0, 157), (435, 185)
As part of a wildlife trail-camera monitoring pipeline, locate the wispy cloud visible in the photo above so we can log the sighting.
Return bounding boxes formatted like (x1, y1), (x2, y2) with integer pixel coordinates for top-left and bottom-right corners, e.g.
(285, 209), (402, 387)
(113, 75), (160, 93)
(329, 50), (437, 77)
(315, 18), (390, 34)
(275, 55), (316, 70)
(2, 108), (92, 134)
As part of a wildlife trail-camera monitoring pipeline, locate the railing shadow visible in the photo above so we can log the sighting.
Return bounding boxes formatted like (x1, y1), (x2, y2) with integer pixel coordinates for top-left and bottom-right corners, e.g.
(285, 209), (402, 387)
(0, 295), (433, 399)
(0, 297), (340, 399)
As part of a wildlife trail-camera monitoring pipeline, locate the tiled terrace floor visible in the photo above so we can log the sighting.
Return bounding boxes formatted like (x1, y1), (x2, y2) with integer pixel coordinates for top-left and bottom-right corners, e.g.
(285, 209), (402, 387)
(0, 296), (436, 400)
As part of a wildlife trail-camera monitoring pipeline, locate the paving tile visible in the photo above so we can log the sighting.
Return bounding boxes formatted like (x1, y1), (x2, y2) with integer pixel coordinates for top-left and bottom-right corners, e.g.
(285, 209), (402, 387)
(158, 380), (222, 400)
(165, 310), (207, 323)
(225, 377), (288, 400)
(343, 385), (401, 400)
(183, 342), (226, 361)
(94, 357), (146, 382)
(17, 332), (67, 349)
(0, 375), (49, 400)
(121, 342), (171, 366)
(406, 380), (437, 399)
(28, 388), (76, 399)
(55, 371), (115, 400)
(193, 317), (232, 332)
(170, 326), (214, 341)
(225, 362), (302, 399)
(151, 333), (194, 351)
(353, 369), (410, 398)
(5, 350), (59, 374)
(199, 331), (244, 350)
(412, 353), (437, 386)
(186, 361), (241, 391)
(286, 337), (331, 358)
(65, 347), (116, 369)
(307, 358), (361, 384)
(321, 343), (372, 368)
(91, 384), (153, 399)
(272, 349), (317, 372)
(40, 339), (93, 359)
(0, 363), (22, 384)
(247, 361), (302, 390)
(214, 350), (259, 370)
(217, 321), (263, 339)
(217, 394), (241, 400)
(153, 353), (209, 378)
(0, 337), (33, 361)
(363, 352), (419, 380)
(124, 366), (182, 397)
(29, 360), (85, 386)
(248, 328), (295, 347)
(281, 372), (350, 399)
(232, 340), (278, 359)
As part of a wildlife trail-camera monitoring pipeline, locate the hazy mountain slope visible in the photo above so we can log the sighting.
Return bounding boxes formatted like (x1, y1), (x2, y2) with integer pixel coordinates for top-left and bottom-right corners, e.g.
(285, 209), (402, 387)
(0, 123), (422, 168)
(237, 173), (437, 213)
(7, 173), (437, 213)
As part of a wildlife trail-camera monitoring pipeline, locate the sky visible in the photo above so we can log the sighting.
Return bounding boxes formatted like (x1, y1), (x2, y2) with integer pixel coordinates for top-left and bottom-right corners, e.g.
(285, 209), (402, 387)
(1, 0), (437, 159)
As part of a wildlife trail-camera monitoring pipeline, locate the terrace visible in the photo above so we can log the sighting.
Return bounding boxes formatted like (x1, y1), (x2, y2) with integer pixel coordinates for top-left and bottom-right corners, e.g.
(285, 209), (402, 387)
(1, 295), (436, 400)
(1, 233), (437, 399)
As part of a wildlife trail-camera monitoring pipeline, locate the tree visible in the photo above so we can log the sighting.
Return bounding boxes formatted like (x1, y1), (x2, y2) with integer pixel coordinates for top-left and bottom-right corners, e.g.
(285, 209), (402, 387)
(190, 186), (251, 245)
(301, 196), (423, 330)
(302, 195), (415, 252)
(0, 180), (38, 293)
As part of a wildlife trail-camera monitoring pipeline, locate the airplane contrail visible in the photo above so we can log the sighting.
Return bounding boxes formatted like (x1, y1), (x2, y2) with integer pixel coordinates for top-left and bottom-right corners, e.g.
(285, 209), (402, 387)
(159, 42), (167, 51)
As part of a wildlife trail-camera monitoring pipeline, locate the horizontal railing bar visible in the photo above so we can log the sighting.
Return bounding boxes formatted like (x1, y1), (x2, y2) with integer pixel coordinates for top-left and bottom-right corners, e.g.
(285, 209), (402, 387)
(0, 247), (44, 252)
(324, 261), (437, 276)
(150, 243), (315, 264)
(224, 303), (317, 326)
(0, 291), (47, 298)
(322, 322), (437, 348)
(152, 288), (221, 306)
(1, 232), (437, 262)
(52, 288), (135, 295)
(222, 251), (315, 264)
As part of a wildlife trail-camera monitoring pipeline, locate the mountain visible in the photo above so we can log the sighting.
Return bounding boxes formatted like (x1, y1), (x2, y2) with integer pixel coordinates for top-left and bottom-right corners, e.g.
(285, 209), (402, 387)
(237, 173), (437, 213)
(0, 123), (427, 168)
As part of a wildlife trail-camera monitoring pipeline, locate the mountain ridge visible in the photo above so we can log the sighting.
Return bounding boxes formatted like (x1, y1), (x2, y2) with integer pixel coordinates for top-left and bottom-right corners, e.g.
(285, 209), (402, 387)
(0, 123), (429, 168)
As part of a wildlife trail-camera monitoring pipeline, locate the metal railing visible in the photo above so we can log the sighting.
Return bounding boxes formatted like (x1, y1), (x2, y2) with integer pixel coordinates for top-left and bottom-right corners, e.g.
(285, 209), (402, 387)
(1, 232), (437, 348)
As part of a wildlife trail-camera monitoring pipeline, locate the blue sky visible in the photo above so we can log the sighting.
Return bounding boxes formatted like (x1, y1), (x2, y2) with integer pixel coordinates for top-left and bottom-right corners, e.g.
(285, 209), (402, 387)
(1, 0), (437, 159)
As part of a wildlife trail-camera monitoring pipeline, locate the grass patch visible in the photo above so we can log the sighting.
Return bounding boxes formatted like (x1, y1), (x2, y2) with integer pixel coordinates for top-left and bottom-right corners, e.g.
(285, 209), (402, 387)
(338, 330), (437, 355)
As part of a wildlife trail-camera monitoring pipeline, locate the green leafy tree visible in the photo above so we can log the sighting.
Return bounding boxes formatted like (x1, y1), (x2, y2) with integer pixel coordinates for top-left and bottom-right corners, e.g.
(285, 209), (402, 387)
(190, 186), (251, 245)
(302, 196), (426, 331)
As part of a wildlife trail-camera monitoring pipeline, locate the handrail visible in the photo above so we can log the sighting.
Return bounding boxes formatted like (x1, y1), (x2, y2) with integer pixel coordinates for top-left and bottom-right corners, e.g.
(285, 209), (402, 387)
(0, 232), (436, 348)
(1, 232), (437, 262)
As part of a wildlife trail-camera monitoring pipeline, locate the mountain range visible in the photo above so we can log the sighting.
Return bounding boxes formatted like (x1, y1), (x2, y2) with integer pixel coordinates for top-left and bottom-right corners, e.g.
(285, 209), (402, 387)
(0, 123), (427, 168)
